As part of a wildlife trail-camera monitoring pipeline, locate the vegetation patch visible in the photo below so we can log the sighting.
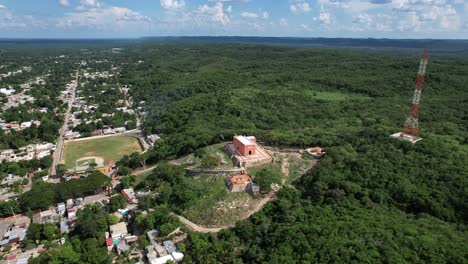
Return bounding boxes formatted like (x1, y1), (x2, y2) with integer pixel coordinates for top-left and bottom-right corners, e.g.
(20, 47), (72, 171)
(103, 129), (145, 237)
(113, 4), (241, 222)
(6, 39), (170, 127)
(304, 90), (369, 101)
(181, 174), (256, 227)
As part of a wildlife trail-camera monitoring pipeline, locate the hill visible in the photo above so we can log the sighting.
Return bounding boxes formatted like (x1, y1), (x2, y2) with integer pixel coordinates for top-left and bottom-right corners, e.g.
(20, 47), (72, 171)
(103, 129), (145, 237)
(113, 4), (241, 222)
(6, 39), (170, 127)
(119, 42), (467, 262)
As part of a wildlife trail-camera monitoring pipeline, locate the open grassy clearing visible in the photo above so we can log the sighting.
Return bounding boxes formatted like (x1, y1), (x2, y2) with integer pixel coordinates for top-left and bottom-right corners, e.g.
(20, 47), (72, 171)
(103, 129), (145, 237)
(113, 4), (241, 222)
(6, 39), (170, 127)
(171, 142), (234, 169)
(179, 147), (317, 227)
(304, 90), (369, 101)
(61, 135), (142, 170)
(248, 152), (317, 185)
(182, 173), (260, 227)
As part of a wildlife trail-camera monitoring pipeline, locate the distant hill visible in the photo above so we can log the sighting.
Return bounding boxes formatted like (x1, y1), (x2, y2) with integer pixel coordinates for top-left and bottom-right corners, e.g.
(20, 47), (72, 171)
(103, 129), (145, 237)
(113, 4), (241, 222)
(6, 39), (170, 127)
(143, 36), (468, 52)
(2, 37), (468, 53)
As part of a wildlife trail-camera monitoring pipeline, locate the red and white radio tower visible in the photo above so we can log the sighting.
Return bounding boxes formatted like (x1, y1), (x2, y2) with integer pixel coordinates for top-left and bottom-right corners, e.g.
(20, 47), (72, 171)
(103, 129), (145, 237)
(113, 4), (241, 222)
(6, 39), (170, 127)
(391, 49), (429, 143)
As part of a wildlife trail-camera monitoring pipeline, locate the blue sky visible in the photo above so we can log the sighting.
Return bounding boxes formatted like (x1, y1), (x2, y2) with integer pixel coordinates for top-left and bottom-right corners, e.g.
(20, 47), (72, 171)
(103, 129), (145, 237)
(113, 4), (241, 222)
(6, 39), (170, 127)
(0, 0), (466, 38)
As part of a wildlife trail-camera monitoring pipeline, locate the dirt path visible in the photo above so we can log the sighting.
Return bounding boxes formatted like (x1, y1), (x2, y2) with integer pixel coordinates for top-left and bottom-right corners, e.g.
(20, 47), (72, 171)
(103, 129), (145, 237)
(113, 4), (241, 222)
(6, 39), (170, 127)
(76, 156), (104, 165)
(132, 165), (158, 176)
(173, 192), (276, 233)
(281, 157), (290, 176)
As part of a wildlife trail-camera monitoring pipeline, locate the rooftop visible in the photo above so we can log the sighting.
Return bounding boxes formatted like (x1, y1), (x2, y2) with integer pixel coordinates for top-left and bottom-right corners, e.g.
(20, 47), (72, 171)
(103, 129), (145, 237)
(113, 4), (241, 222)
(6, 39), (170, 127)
(109, 222), (128, 237)
(228, 174), (251, 186)
(234, 135), (256, 146)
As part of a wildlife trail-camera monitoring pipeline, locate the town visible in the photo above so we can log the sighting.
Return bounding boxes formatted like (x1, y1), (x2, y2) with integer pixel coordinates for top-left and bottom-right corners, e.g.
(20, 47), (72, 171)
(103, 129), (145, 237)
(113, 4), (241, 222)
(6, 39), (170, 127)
(0, 46), (326, 263)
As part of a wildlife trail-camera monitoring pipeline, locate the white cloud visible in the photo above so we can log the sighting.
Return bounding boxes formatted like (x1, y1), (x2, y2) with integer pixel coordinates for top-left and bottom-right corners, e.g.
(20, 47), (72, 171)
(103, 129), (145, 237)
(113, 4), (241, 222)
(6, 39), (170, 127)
(196, 2), (230, 25)
(59, 0), (70, 7)
(352, 13), (372, 25)
(80, 0), (100, 8)
(301, 24), (312, 31)
(240, 10), (269, 19)
(0, 7), (44, 29)
(58, 6), (152, 31)
(160, 0), (186, 11)
(209, 0), (251, 2)
(318, 10), (331, 24)
(290, 0), (311, 14)
(279, 18), (288, 26)
(241, 11), (258, 18)
(226, 5), (232, 13)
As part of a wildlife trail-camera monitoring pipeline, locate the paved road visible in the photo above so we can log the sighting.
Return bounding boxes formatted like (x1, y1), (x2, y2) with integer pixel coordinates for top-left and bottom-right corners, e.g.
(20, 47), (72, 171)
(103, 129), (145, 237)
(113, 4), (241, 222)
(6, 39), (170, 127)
(50, 64), (81, 177)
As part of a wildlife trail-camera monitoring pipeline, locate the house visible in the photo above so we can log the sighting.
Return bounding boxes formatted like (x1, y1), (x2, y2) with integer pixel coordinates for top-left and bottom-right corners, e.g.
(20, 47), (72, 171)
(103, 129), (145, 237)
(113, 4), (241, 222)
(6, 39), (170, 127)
(103, 128), (115, 135)
(105, 237), (114, 251)
(20, 121), (32, 129)
(66, 199), (74, 209)
(1, 174), (22, 187)
(1, 227), (28, 246)
(64, 131), (81, 139)
(32, 210), (60, 224)
(109, 222), (128, 240)
(154, 243), (168, 257)
(226, 174), (252, 192)
(2, 123), (20, 131)
(306, 147), (326, 158)
(233, 135), (257, 156)
(163, 240), (177, 254)
(32, 120), (41, 127)
(67, 208), (76, 219)
(147, 134), (160, 146)
(171, 252), (184, 262)
(74, 198), (84, 207)
(146, 246), (158, 262)
(92, 129), (104, 136)
(36, 143), (55, 151)
(147, 230), (159, 242)
(151, 255), (175, 264)
(60, 219), (69, 234)
(116, 240), (131, 255)
(0, 88), (14, 96)
(121, 188), (137, 203)
(36, 150), (51, 159)
(57, 203), (66, 215)
(246, 182), (260, 195)
(114, 127), (126, 133)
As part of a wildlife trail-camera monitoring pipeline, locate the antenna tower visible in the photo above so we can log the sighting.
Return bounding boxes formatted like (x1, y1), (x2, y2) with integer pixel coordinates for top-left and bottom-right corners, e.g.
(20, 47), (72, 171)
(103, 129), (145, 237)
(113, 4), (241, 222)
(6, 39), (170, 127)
(390, 49), (429, 143)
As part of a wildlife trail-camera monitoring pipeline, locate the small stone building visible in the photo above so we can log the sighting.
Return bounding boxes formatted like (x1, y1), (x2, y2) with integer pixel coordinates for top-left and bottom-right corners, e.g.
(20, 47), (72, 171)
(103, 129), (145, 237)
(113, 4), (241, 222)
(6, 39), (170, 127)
(233, 136), (256, 156)
(226, 174), (252, 192)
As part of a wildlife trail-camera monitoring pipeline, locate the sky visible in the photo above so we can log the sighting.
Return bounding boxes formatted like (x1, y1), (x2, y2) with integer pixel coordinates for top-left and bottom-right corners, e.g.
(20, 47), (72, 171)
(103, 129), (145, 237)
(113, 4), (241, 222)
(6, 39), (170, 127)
(0, 0), (467, 39)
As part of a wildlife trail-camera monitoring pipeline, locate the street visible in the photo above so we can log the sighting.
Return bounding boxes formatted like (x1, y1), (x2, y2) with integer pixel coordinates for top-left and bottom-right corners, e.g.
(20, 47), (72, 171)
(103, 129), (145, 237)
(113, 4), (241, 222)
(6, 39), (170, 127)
(49, 63), (81, 178)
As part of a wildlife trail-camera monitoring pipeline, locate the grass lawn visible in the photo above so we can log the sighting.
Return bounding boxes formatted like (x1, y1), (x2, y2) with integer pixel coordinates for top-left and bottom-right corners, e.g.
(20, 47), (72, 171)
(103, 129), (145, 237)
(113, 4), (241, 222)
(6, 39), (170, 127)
(61, 135), (142, 170)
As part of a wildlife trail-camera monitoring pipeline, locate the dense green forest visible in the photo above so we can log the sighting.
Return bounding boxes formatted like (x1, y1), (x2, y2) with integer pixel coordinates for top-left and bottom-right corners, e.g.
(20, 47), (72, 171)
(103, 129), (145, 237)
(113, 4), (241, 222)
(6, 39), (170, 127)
(1, 39), (466, 263)
(117, 41), (467, 263)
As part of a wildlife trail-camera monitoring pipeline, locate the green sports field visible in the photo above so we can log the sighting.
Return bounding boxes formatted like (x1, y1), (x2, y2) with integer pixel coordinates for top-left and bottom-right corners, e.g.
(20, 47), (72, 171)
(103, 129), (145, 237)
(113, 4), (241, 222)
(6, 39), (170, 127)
(61, 135), (143, 170)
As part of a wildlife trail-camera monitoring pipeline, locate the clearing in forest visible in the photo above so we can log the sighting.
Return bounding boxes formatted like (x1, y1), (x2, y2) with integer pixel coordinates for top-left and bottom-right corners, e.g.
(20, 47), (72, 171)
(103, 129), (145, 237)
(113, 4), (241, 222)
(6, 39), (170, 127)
(61, 135), (142, 171)
(180, 147), (317, 227)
